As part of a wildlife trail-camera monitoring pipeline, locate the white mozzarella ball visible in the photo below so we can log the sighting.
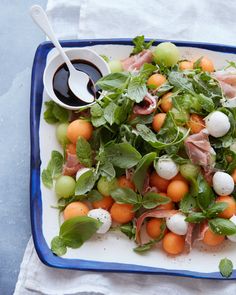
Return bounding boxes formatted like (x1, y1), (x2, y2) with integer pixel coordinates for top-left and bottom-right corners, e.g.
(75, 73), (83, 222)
(212, 172), (234, 196)
(88, 209), (112, 234)
(156, 157), (179, 180)
(205, 111), (230, 138)
(227, 215), (236, 242)
(76, 168), (91, 180)
(166, 213), (188, 235)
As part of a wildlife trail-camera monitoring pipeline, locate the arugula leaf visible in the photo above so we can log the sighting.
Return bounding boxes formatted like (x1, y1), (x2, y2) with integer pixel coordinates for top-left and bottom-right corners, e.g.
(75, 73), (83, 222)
(129, 114), (154, 125)
(42, 151), (64, 188)
(127, 76), (147, 103)
(75, 168), (97, 195)
(51, 236), (67, 256)
(133, 152), (156, 193)
(102, 142), (142, 169)
(209, 218), (236, 236)
(219, 258), (233, 278)
(185, 212), (206, 223)
(133, 241), (156, 253)
(136, 124), (157, 142)
(192, 72), (222, 104)
(137, 117), (188, 150)
(168, 71), (194, 93)
(76, 137), (92, 167)
(133, 223), (166, 253)
(96, 72), (130, 91)
(196, 174), (215, 211)
(197, 94), (215, 112)
(59, 216), (102, 248)
(172, 94), (201, 114)
(99, 162), (116, 180)
(131, 35), (155, 55)
(44, 101), (69, 124)
(142, 192), (171, 209)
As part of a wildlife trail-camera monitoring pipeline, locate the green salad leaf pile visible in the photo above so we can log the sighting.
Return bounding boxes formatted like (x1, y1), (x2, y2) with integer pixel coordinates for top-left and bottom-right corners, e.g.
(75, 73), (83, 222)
(41, 36), (236, 277)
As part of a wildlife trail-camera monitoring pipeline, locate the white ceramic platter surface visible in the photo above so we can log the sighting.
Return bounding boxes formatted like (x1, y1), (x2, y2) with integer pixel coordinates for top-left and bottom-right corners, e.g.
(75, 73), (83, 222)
(40, 44), (236, 274)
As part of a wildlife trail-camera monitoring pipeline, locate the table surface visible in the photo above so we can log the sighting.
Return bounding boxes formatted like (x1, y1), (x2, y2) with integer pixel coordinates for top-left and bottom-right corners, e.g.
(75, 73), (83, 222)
(0, 1), (46, 294)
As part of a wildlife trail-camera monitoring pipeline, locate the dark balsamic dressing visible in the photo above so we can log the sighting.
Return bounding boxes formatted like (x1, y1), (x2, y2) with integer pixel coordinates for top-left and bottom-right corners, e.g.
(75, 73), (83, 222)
(53, 59), (102, 107)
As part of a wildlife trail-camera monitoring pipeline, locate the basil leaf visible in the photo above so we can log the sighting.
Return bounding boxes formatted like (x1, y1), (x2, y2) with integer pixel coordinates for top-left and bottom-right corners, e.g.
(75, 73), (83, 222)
(120, 222), (136, 239)
(142, 192), (171, 209)
(185, 212), (206, 223)
(51, 236), (67, 256)
(76, 137), (92, 167)
(131, 35), (155, 55)
(110, 187), (139, 205)
(96, 72), (130, 91)
(180, 193), (197, 214)
(133, 152), (156, 193)
(86, 190), (103, 202)
(103, 101), (118, 125)
(139, 63), (157, 78)
(196, 174), (215, 211)
(219, 258), (233, 278)
(42, 169), (53, 189)
(75, 168), (97, 195)
(127, 76), (147, 103)
(90, 104), (106, 127)
(99, 162), (116, 180)
(209, 218), (236, 235)
(44, 101), (69, 124)
(59, 216), (102, 248)
(205, 202), (228, 219)
(42, 151), (64, 188)
(103, 142), (142, 169)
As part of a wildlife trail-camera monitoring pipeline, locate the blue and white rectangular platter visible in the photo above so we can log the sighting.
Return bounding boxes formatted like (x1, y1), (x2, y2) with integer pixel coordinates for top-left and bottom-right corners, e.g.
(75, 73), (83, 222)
(31, 39), (236, 279)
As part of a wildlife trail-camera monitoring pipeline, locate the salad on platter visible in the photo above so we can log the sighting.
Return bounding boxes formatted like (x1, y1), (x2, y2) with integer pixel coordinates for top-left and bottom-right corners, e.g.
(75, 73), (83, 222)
(42, 36), (236, 278)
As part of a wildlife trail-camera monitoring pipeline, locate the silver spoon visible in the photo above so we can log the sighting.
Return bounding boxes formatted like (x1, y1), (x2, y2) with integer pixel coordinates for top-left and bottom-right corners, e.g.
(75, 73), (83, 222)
(30, 5), (95, 104)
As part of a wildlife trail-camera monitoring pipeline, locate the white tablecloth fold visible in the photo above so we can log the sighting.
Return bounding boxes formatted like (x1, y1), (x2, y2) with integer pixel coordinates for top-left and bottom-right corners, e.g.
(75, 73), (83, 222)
(14, 0), (236, 294)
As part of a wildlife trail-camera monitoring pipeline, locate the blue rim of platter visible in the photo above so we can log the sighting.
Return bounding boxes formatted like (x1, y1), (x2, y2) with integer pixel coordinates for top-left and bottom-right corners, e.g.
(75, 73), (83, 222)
(30, 38), (236, 279)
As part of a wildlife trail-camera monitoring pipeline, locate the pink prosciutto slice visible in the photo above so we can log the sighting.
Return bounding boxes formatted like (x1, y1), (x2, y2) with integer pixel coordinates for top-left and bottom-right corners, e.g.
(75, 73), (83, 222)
(184, 130), (212, 167)
(185, 223), (196, 253)
(135, 209), (178, 244)
(213, 71), (236, 98)
(133, 93), (157, 115)
(63, 152), (84, 176)
(121, 50), (153, 72)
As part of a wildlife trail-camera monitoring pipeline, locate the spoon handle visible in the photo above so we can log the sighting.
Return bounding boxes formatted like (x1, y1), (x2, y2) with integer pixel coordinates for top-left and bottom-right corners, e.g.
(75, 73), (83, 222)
(30, 5), (74, 71)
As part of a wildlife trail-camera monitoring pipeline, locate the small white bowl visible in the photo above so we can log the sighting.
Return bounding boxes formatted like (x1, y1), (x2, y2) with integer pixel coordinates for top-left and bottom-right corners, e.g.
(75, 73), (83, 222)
(43, 48), (110, 110)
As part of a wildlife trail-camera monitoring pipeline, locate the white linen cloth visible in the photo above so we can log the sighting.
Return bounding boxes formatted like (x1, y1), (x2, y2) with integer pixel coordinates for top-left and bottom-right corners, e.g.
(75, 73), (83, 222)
(15, 0), (236, 294)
